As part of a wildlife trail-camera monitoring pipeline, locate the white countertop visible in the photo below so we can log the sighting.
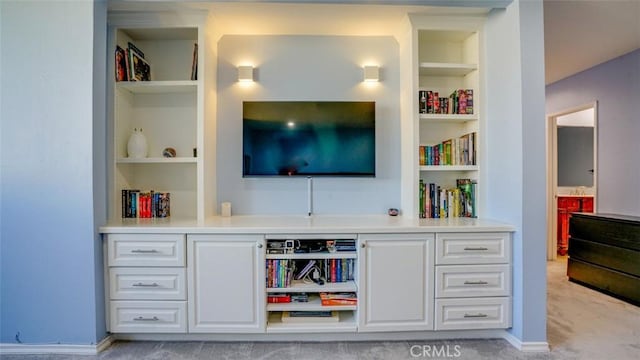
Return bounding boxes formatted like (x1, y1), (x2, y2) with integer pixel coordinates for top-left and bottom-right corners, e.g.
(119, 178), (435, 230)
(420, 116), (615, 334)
(99, 215), (515, 234)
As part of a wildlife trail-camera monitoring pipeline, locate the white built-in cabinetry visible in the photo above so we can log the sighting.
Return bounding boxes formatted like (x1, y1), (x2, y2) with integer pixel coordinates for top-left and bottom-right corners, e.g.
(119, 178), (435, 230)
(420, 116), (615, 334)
(187, 234), (265, 333)
(103, 228), (511, 336)
(402, 15), (485, 219)
(358, 233), (434, 332)
(101, 8), (517, 342)
(107, 234), (187, 333)
(434, 232), (512, 330)
(107, 13), (213, 222)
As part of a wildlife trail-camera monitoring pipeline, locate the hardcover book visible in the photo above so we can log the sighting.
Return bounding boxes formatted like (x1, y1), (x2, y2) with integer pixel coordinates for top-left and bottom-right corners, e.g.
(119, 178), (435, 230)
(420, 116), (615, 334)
(320, 292), (357, 306)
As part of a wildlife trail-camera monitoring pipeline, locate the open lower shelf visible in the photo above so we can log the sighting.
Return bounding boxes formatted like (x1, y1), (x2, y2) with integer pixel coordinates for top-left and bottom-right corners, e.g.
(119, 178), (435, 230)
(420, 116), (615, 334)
(117, 157), (198, 164)
(419, 62), (477, 76)
(116, 80), (197, 94)
(267, 294), (357, 311)
(266, 280), (357, 293)
(266, 252), (357, 260)
(419, 114), (477, 122)
(266, 311), (357, 333)
(419, 165), (478, 172)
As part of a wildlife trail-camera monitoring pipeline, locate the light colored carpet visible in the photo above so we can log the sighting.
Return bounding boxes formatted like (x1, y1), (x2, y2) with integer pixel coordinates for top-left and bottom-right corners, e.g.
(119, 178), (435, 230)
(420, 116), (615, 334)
(3, 258), (639, 359)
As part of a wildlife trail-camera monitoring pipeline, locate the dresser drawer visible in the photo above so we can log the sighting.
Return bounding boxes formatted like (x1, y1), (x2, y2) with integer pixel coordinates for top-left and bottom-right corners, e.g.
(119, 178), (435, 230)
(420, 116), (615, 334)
(435, 264), (510, 298)
(109, 268), (186, 300)
(436, 233), (510, 265)
(108, 234), (185, 267)
(435, 297), (511, 330)
(109, 301), (187, 333)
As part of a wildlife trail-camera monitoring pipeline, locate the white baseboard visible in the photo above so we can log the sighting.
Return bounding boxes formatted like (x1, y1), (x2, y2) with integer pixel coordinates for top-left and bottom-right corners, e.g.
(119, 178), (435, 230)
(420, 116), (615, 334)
(0, 335), (114, 355)
(503, 332), (550, 352)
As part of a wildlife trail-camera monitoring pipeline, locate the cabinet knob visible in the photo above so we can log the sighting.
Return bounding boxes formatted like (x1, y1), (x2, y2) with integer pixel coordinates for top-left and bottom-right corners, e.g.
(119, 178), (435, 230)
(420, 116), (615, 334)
(257, 243), (263, 248)
(361, 243), (366, 248)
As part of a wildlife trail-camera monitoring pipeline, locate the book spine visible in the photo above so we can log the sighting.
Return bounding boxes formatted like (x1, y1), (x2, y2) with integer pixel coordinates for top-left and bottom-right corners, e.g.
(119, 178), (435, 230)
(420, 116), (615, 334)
(342, 259), (347, 282)
(419, 90), (427, 114)
(121, 190), (127, 218)
(465, 89), (474, 114)
(331, 259), (336, 283)
(419, 180), (424, 218)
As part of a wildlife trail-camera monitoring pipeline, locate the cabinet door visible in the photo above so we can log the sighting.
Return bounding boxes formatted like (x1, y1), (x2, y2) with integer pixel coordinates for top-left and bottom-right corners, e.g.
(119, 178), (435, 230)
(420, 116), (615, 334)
(188, 234), (265, 333)
(358, 233), (434, 332)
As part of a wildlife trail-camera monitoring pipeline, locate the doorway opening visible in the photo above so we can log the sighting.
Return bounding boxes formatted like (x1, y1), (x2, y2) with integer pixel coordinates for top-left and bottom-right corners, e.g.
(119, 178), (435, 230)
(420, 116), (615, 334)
(546, 102), (598, 260)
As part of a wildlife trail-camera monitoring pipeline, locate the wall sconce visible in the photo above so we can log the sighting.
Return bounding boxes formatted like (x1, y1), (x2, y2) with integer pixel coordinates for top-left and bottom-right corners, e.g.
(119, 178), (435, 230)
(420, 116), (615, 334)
(238, 65), (254, 82)
(363, 65), (379, 82)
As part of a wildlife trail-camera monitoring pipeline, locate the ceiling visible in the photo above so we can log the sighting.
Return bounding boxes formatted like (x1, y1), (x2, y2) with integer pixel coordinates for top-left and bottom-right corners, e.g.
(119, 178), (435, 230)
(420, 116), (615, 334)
(109, 0), (640, 84)
(543, 0), (640, 84)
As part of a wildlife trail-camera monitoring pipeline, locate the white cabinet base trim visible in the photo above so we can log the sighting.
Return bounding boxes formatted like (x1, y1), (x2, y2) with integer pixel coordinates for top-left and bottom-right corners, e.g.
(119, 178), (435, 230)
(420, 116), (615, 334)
(0, 335), (114, 355)
(108, 329), (512, 342)
(503, 332), (550, 352)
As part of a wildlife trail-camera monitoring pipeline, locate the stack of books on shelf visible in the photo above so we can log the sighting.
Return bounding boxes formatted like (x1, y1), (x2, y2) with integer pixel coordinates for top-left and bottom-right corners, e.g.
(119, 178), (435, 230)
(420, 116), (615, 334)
(121, 189), (170, 218)
(419, 89), (474, 115)
(419, 132), (476, 166)
(419, 179), (476, 219)
(267, 259), (294, 288)
(320, 292), (357, 306)
(267, 294), (292, 303)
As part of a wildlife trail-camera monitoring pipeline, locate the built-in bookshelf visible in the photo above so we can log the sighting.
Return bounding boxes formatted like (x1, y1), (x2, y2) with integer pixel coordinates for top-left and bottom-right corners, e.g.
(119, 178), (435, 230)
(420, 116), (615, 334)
(264, 237), (358, 332)
(108, 18), (210, 222)
(414, 26), (481, 219)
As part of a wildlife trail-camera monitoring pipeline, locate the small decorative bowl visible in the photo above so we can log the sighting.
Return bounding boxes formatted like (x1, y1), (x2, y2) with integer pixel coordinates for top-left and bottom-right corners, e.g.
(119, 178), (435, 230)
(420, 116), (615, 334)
(162, 147), (176, 158)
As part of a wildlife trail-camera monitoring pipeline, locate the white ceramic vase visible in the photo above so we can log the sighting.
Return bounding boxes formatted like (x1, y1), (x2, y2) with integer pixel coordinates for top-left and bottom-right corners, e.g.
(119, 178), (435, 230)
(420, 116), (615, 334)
(127, 128), (148, 158)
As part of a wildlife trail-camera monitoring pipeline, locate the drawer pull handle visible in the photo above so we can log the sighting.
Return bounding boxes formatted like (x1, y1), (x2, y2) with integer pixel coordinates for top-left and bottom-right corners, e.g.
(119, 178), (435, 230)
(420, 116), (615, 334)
(133, 316), (159, 321)
(464, 247), (488, 251)
(464, 280), (489, 285)
(463, 313), (488, 318)
(132, 282), (159, 287)
(131, 249), (159, 254)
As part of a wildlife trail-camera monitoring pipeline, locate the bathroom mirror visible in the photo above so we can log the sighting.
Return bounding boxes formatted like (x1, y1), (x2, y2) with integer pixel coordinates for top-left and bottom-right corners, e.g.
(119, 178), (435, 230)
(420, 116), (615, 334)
(556, 108), (595, 187)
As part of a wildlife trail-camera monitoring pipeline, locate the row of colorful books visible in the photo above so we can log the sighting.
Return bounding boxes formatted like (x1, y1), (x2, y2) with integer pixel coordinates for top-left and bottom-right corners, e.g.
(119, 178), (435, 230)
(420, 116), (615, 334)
(419, 89), (473, 115)
(267, 259), (294, 288)
(323, 259), (356, 284)
(419, 132), (476, 166)
(121, 189), (170, 218)
(266, 259), (356, 288)
(419, 179), (477, 218)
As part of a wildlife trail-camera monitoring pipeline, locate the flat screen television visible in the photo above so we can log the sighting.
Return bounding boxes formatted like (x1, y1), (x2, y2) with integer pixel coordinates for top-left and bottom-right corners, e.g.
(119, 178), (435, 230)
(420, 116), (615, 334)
(243, 101), (375, 177)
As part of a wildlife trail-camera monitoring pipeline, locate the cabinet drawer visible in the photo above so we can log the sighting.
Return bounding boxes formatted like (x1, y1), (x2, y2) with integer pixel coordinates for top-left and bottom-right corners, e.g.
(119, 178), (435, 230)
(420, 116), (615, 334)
(435, 297), (511, 330)
(435, 264), (510, 298)
(108, 234), (185, 267)
(436, 233), (510, 265)
(109, 301), (187, 333)
(109, 268), (186, 300)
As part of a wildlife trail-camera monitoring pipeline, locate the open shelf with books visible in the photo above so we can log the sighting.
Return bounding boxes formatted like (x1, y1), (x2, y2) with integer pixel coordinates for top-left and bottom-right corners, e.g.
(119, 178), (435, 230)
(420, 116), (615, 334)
(264, 237), (358, 332)
(266, 311), (357, 333)
(108, 16), (211, 222)
(413, 27), (481, 219)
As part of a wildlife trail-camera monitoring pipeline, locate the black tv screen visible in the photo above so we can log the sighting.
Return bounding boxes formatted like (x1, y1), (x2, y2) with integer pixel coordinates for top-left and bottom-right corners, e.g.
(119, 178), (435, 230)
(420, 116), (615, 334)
(243, 101), (375, 177)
